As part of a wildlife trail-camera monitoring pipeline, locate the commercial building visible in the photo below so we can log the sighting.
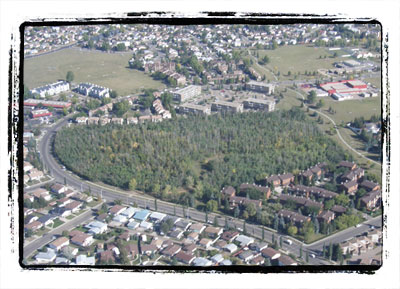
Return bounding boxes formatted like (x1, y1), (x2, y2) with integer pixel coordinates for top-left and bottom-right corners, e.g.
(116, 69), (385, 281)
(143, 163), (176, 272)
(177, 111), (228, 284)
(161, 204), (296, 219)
(30, 109), (52, 118)
(30, 81), (70, 98)
(320, 80), (367, 96)
(173, 85), (202, 102)
(246, 81), (275, 95)
(24, 98), (71, 109)
(211, 100), (243, 113)
(179, 103), (211, 115)
(243, 98), (275, 112)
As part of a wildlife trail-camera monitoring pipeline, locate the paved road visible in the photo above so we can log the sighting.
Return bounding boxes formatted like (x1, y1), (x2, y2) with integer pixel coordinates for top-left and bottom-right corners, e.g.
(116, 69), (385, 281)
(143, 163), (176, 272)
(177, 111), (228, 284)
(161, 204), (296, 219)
(288, 88), (381, 166)
(31, 116), (381, 265)
(23, 206), (99, 259)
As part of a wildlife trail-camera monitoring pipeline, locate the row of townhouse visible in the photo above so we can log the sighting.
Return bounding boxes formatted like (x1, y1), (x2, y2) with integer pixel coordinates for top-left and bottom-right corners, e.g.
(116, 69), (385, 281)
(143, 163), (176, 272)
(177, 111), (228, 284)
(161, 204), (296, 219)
(76, 83), (110, 99)
(152, 98), (172, 119)
(76, 114), (168, 126)
(340, 229), (382, 257)
(30, 81), (70, 98)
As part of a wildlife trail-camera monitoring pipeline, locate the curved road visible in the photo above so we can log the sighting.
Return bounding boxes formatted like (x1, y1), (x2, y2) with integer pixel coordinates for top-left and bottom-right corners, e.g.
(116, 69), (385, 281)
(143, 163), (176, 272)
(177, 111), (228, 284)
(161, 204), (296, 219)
(288, 88), (381, 166)
(26, 116), (381, 265)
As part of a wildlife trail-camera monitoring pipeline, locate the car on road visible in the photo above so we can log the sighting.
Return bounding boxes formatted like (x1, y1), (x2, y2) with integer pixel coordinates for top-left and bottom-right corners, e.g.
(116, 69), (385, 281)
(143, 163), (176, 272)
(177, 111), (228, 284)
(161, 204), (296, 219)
(355, 224), (362, 228)
(284, 239), (293, 245)
(310, 253), (316, 258)
(369, 225), (376, 229)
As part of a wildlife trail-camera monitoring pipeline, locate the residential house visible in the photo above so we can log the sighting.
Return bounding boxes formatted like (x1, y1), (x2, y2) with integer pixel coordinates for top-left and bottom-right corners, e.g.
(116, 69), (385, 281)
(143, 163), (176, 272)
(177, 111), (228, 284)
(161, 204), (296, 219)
(31, 188), (52, 201)
(368, 229), (382, 243)
(175, 251), (195, 265)
(140, 221), (153, 230)
(124, 244), (138, 259)
(127, 220), (140, 230)
(250, 255), (265, 265)
(261, 247), (281, 260)
(169, 229), (184, 239)
(35, 249), (57, 264)
(199, 238), (213, 249)
(113, 214), (128, 224)
(189, 223), (206, 234)
(70, 232), (94, 247)
(360, 190), (381, 211)
(221, 186), (236, 199)
(239, 250), (255, 263)
(187, 232), (199, 242)
(162, 244), (181, 257)
(85, 221), (108, 234)
(239, 183), (271, 199)
(331, 205), (347, 216)
(267, 175), (281, 187)
(140, 244), (158, 256)
(175, 220), (192, 231)
(51, 183), (67, 194)
(192, 257), (212, 266)
(278, 209), (311, 227)
(25, 220), (43, 232)
(183, 243), (197, 254)
(120, 207), (140, 219)
(342, 180), (358, 195)
(109, 205), (126, 216)
(221, 231), (239, 243)
(133, 209), (150, 222)
(359, 180), (380, 192)
(279, 173), (295, 186)
(49, 237), (70, 251)
(24, 214), (38, 224)
(75, 255), (95, 265)
(235, 235), (254, 247)
(99, 250), (115, 263)
(64, 200), (82, 213)
(338, 161), (357, 171)
(317, 210), (335, 223)
(204, 226), (223, 239)
(37, 214), (56, 227)
(211, 253), (224, 264)
(214, 239), (228, 250)
(223, 243), (238, 253)
(149, 212), (167, 223)
(278, 255), (297, 266)
(249, 242), (268, 252)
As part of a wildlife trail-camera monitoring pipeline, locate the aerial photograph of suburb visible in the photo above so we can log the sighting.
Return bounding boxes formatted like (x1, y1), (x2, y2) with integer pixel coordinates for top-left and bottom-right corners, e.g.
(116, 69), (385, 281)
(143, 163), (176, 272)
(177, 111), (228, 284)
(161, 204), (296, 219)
(22, 22), (382, 268)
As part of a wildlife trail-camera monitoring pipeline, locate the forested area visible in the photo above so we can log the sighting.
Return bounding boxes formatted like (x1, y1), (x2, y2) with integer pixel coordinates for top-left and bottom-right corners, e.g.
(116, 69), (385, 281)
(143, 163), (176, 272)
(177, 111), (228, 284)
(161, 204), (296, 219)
(54, 108), (346, 206)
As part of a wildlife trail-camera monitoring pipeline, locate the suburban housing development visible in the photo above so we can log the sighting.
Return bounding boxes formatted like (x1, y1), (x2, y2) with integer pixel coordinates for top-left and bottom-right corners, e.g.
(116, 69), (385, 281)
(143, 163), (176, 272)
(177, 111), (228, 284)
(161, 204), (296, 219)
(22, 22), (382, 269)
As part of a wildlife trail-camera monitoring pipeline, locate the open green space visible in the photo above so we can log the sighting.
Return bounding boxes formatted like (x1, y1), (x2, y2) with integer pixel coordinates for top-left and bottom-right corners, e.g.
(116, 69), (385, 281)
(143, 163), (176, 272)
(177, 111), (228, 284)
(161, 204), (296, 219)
(252, 45), (341, 80)
(24, 48), (165, 95)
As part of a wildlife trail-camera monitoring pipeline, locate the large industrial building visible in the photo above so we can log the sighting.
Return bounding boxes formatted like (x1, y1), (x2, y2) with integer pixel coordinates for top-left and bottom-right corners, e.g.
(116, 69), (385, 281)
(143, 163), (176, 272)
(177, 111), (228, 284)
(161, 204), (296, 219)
(173, 85), (202, 102)
(179, 103), (211, 115)
(211, 100), (243, 113)
(243, 98), (276, 112)
(245, 81), (275, 95)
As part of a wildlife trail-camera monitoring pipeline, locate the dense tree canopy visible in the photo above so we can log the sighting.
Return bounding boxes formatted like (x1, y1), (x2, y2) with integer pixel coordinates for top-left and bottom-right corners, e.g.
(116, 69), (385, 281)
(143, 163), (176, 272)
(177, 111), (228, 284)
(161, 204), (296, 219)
(54, 109), (346, 205)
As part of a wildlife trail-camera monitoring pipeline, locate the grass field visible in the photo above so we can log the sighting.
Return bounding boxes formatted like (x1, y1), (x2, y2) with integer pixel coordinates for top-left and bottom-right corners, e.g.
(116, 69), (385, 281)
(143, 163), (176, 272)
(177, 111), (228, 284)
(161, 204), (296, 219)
(24, 48), (165, 95)
(253, 45), (341, 80)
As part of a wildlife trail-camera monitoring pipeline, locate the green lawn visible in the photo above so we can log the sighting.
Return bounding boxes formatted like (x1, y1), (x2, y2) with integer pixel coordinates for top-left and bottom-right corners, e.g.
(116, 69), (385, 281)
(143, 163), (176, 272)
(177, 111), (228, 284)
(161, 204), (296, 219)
(252, 45), (342, 80)
(52, 218), (64, 228)
(24, 48), (165, 95)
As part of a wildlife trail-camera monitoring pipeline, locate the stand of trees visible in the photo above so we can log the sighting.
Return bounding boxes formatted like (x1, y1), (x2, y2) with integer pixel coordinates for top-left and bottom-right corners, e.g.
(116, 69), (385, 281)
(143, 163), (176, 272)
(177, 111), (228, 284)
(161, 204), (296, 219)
(54, 108), (346, 207)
